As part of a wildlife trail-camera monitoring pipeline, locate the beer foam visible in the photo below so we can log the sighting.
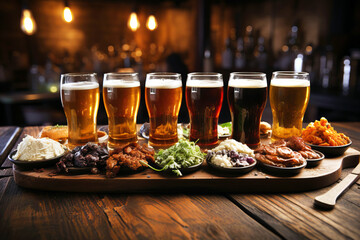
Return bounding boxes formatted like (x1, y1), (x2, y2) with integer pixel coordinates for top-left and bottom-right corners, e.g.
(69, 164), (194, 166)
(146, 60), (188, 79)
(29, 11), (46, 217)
(103, 80), (140, 88)
(145, 79), (182, 89)
(271, 79), (310, 87)
(228, 79), (267, 88)
(61, 81), (99, 90)
(186, 80), (224, 88)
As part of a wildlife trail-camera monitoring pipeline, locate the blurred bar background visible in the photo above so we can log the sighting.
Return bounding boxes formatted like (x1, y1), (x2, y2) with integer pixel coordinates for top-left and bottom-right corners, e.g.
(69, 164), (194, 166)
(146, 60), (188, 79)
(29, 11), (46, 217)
(0, 0), (359, 126)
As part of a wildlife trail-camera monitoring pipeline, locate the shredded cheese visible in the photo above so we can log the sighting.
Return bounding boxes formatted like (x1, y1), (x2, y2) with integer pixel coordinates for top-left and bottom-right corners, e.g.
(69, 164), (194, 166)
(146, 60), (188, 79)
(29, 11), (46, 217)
(13, 135), (65, 161)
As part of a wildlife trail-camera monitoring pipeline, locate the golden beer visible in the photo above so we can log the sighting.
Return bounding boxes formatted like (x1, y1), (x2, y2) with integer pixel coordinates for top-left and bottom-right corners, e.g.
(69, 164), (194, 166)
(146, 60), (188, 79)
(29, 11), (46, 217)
(270, 75), (310, 141)
(103, 79), (140, 148)
(61, 81), (100, 147)
(186, 73), (223, 147)
(145, 75), (182, 147)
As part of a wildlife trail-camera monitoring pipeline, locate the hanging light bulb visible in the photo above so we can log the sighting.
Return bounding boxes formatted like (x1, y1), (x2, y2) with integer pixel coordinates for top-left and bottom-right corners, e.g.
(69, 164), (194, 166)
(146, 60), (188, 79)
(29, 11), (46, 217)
(146, 15), (157, 31)
(128, 12), (140, 31)
(63, 0), (72, 23)
(20, 8), (37, 35)
(63, 7), (72, 22)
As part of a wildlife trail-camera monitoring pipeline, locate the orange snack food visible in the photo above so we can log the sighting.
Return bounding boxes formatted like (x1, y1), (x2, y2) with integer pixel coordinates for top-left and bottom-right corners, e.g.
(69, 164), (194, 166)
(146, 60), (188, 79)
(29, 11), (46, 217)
(302, 117), (350, 146)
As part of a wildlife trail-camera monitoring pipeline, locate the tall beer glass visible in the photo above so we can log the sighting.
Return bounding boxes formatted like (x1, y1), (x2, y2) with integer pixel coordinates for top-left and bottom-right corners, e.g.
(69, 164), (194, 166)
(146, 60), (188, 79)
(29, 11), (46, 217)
(145, 73), (182, 147)
(186, 72), (223, 147)
(103, 73), (140, 149)
(60, 73), (100, 147)
(270, 71), (310, 141)
(228, 72), (267, 148)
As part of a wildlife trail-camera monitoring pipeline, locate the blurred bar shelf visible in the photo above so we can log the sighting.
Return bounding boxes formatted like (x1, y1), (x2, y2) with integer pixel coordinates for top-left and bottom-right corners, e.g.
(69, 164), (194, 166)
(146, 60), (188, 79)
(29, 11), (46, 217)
(0, 92), (61, 126)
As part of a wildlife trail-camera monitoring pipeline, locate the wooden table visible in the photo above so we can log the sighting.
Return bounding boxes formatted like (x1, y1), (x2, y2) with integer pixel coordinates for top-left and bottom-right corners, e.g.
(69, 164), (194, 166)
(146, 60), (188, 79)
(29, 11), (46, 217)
(0, 123), (359, 239)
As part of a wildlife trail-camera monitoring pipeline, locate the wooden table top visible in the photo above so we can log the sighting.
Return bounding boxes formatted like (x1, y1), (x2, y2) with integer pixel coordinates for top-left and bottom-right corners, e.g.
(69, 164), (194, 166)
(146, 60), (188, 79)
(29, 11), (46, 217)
(0, 123), (359, 239)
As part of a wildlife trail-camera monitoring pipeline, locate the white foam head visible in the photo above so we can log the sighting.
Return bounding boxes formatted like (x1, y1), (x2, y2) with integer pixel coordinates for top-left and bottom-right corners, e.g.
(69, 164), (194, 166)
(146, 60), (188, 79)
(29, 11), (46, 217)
(271, 78), (310, 87)
(103, 80), (140, 88)
(229, 79), (267, 88)
(145, 79), (182, 89)
(186, 80), (224, 88)
(61, 81), (99, 90)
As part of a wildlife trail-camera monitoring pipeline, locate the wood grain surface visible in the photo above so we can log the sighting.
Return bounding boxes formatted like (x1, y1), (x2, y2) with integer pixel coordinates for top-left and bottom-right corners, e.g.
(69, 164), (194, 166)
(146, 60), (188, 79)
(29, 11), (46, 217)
(0, 123), (359, 240)
(0, 177), (280, 239)
(0, 126), (21, 166)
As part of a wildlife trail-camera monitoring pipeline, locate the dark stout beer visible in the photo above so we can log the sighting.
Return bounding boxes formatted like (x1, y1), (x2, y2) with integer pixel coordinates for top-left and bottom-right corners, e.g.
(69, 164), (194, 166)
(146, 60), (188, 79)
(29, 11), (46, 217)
(228, 79), (267, 148)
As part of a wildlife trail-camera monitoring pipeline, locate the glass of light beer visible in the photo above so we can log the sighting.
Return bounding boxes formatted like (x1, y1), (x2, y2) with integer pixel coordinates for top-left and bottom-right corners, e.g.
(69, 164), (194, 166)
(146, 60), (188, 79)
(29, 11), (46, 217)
(103, 73), (140, 149)
(228, 72), (267, 148)
(270, 71), (310, 141)
(60, 73), (100, 147)
(186, 72), (223, 147)
(145, 72), (182, 147)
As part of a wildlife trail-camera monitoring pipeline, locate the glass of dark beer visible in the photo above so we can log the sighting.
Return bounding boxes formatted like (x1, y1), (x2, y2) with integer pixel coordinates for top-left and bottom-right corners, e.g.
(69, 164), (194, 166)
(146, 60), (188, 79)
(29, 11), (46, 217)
(186, 72), (223, 147)
(228, 72), (267, 148)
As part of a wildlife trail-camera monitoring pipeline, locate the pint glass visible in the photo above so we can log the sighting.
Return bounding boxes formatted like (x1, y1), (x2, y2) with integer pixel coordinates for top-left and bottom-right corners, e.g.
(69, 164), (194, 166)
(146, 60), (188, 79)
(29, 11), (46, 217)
(60, 73), (100, 147)
(145, 73), (182, 147)
(186, 72), (223, 147)
(228, 72), (267, 148)
(103, 73), (140, 148)
(270, 71), (310, 141)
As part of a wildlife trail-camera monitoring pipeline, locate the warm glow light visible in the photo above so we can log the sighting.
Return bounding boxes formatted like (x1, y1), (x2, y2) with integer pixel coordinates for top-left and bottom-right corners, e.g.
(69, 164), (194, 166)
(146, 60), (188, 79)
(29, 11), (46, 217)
(146, 15), (157, 31)
(63, 7), (73, 23)
(21, 9), (36, 35)
(282, 45), (289, 52)
(49, 85), (58, 93)
(305, 45), (313, 54)
(128, 12), (140, 31)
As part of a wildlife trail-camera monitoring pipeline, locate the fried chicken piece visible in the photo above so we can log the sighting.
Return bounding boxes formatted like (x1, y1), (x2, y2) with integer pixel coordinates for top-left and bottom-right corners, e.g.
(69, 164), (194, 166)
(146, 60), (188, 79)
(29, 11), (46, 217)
(270, 139), (286, 147)
(276, 147), (295, 158)
(254, 145), (266, 154)
(106, 142), (155, 178)
(264, 145), (277, 155)
(285, 136), (308, 151)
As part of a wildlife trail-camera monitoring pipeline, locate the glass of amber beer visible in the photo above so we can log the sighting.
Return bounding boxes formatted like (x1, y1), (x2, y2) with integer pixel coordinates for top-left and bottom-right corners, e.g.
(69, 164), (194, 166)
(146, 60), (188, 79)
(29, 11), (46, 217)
(103, 73), (140, 149)
(60, 73), (100, 147)
(186, 72), (223, 147)
(228, 72), (267, 148)
(145, 73), (182, 147)
(270, 71), (310, 141)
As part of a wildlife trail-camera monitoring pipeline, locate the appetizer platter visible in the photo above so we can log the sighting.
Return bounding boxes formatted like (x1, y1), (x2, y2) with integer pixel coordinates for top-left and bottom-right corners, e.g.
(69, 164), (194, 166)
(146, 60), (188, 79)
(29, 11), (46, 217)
(9, 123), (360, 193)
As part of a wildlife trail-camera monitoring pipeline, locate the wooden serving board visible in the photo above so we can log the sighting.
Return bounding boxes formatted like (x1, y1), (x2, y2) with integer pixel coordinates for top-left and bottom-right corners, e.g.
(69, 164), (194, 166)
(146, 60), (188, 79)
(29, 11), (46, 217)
(11, 127), (360, 193)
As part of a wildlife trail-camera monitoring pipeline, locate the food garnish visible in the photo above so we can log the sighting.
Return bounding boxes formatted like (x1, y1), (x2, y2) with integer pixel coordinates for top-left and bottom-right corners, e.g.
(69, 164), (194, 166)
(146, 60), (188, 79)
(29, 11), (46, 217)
(255, 136), (320, 168)
(260, 121), (271, 136)
(142, 139), (205, 176)
(218, 122), (231, 136)
(57, 143), (108, 174)
(106, 143), (155, 178)
(302, 117), (350, 146)
(40, 125), (68, 143)
(206, 139), (255, 168)
(13, 135), (66, 161)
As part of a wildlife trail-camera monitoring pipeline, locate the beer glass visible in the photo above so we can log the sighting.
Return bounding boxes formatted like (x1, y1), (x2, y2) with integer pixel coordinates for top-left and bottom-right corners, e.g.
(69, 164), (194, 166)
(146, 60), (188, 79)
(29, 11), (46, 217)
(228, 72), (267, 148)
(186, 72), (223, 147)
(145, 72), (182, 147)
(60, 73), (100, 147)
(270, 71), (310, 141)
(103, 73), (140, 149)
